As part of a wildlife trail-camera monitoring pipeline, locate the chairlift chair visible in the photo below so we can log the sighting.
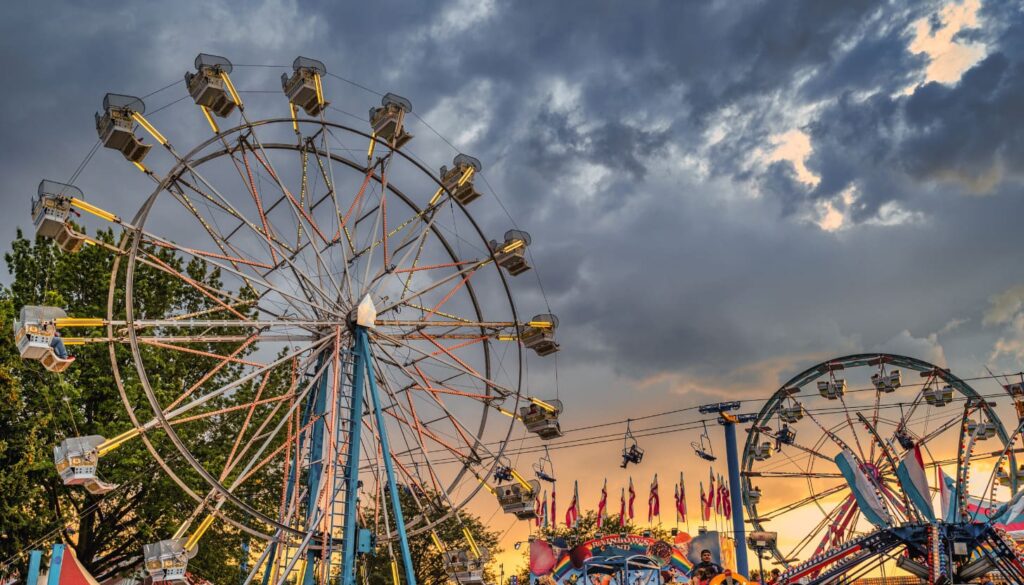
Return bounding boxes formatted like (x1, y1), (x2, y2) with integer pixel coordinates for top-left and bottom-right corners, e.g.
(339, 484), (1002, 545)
(923, 385), (954, 407)
(692, 420), (717, 462)
(534, 447), (556, 483)
(281, 56), (329, 116)
(620, 421), (644, 468)
(143, 539), (197, 584)
(490, 230), (532, 276)
(95, 93), (152, 163)
(817, 378), (846, 400)
(519, 314), (560, 357)
(369, 93), (414, 148)
(496, 479), (540, 519)
(493, 464), (514, 483)
(185, 53), (237, 118)
(54, 435), (117, 495)
(13, 305), (74, 372)
(439, 154), (483, 206)
(519, 398), (563, 439)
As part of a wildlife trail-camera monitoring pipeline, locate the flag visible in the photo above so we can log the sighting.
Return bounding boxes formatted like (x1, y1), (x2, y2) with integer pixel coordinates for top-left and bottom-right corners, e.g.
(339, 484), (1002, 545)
(597, 479), (608, 528)
(566, 480), (580, 527)
(619, 487), (627, 527)
(535, 491), (543, 527)
(708, 469), (716, 516)
(628, 477), (636, 520)
(722, 481), (732, 520)
(715, 474), (724, 515)
(674, 483), (681, 522)
(701, 481), (712, 521)
(551, 484), (557, 528)
(677, 473), (687, 522)
(543, 491), (550, 528)
(648, 474), (660, 521)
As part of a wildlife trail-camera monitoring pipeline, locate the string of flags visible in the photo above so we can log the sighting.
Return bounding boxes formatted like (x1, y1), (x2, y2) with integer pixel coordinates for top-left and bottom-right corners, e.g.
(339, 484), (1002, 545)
(532, 468), (733, 530)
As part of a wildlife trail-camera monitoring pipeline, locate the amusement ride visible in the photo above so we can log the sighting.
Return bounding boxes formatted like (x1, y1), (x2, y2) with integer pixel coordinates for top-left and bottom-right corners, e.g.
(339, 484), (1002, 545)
(17, 54), (566, 585)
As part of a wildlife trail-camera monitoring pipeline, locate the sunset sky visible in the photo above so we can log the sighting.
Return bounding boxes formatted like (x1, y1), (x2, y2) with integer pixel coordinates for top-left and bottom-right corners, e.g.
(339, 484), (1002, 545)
(3, 0), (1024, 578)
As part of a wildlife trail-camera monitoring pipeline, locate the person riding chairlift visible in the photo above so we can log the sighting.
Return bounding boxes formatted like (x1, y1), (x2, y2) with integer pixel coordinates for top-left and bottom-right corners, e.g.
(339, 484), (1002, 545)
(45, 321), (74, 362)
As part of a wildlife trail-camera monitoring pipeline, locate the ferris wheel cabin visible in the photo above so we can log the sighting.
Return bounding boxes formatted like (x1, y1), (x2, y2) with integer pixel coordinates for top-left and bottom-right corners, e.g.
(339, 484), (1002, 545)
(490, 229), (532, 276)
(54, 435), (116, 495)
(282, 56), (328, 116)
(997, 465), (1024, 487)
(747, 439), (774, 461)
(817, 378), (846, 399)
(440, 154), (483, 206)
(519, 398), (563, 439)
(14, 305), (74, 372)
(143, 539), (195, 583)
(923, 384), (954, 406)
(370, 92), (413, 148)
(747, 485), (762, 505)
(968, 419), (997, 440)
(443, 548), (489, 585)
(496, 479), (540, 519)
(778, 404), (804, 423)
(185, 53), (237, 118)
(33, 180), (87, 253)
(95, 94), (152, 163)
(871, 369), (902, 392)
(519, 313), (560, 357)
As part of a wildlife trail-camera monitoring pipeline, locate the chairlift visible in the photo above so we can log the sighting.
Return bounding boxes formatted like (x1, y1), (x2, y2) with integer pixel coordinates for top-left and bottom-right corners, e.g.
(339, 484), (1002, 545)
(493, 460), (514, 483)
(620, 420), (644, 468)
(533, 446), (556, 483)
(369, 93), (414, 148)
(691, 420), (716, 462)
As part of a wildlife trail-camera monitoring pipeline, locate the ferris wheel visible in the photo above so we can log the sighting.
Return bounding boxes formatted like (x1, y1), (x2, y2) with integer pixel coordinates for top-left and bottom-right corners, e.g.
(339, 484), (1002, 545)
(21, 54), (565, 585)
(741, 353), (1022, 569)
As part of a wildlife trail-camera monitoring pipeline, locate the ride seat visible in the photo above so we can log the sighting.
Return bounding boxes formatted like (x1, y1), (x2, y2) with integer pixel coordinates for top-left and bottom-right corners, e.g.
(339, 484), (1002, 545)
(282, 56), (328, 116)
(369, 93), (413, 148)
(440, 154), (483, 206)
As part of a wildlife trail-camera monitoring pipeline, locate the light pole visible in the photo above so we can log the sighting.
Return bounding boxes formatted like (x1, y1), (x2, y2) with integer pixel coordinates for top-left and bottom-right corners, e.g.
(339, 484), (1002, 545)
(746, 532), (777, 585)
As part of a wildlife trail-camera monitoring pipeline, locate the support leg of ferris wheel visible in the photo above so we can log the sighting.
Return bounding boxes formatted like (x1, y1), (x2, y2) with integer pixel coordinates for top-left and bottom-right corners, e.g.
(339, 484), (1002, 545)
(338, 303), (417, 585)
(302, 350), (333, 585)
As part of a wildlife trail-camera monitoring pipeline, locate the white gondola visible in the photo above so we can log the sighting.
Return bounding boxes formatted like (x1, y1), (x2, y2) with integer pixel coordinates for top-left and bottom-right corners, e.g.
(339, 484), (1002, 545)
(282, 56), (329, 116)
(440, 154), (483, 206)
(870, 370), (901, 393)
(923, 385), (954, 407)
(817, 379), (846, 400)
(54, 435), (117, 495)
(32, 181), (88, 253)
(967, 420), (997, 440)
(95, 94), (152, 163)
(185, 53), (237, 118)
(747, 441), (773, 461)
(496, 479), (539, 519)
(490, 230), (532, 276)
(519, 313), (560, 357)
(14, 306), (74, 372)
(778, 405), (804, 423)
(748, 485), (762, 506)
(143, 539), (196, 583)
(519, 399), (563, 440)
(443, 548), (490, 585)
(369, 92), (413, 148)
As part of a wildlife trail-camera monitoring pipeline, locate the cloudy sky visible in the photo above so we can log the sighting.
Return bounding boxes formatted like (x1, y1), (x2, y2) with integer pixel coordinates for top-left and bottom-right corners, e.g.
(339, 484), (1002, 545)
(4, 0), (1024, 573)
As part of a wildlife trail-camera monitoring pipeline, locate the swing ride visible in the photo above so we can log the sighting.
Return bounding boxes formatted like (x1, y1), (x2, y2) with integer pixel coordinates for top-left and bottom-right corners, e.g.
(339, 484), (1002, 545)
(18, 53), (567, 585)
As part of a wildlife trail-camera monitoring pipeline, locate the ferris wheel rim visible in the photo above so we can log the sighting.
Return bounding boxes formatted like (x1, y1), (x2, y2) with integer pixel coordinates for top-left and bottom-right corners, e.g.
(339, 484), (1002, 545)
(741, 352), (1017, 567)
(109, 116), (528, 540)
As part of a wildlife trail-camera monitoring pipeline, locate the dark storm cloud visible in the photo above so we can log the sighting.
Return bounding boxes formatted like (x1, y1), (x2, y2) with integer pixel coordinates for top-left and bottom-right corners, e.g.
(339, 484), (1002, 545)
(1, 0), (1021, 390)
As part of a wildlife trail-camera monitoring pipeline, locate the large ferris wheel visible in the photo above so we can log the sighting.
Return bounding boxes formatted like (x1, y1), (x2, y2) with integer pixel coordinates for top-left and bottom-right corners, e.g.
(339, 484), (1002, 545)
(20, 54), (564, 585)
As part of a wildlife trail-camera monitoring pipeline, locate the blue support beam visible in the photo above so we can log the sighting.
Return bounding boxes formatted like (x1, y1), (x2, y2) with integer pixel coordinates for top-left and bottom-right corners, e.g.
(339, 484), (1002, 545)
(303, 352), (333, 585)
(46, 544), (64, 585)
(358, 327), (417, 585)
(723, 420), (748, 577)
(340, 334), (368, 585)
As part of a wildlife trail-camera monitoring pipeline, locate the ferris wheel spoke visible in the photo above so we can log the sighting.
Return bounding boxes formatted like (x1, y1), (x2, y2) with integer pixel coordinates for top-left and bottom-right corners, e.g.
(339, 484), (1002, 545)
(784, 494), (855, 562)
(758, 482), (848, 521)
(166, 333), (260, 411)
